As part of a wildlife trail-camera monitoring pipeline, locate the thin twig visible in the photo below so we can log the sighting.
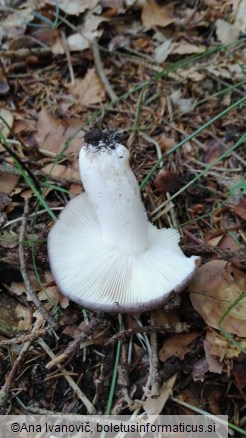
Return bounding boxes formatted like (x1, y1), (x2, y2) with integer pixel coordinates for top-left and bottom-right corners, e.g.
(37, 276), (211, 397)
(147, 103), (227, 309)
(149, 314), (160, 398)
(46, 314), (108, 369)
(106, 322), (190, 345)
(0, 329), (46, 346)
(0, 47), (51, 60)
(91, 38), (117, 102)
(60, 30), (75, 86)
(0, 340), (32, 410)
(0, 318), (44, 410)
(141, 132), (178, 227)
(19, 199), (57, 328)
(118, 339), (132, 404)
(38, 338), (96, 414)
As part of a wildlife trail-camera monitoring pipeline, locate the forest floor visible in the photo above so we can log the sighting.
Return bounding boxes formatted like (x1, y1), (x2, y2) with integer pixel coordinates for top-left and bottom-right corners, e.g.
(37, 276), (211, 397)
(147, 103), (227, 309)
(0, 0), (245, 434)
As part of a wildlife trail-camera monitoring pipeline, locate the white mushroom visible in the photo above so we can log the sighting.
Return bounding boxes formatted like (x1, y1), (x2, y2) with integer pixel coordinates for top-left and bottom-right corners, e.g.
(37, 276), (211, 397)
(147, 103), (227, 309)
(48, 129), (199, 313)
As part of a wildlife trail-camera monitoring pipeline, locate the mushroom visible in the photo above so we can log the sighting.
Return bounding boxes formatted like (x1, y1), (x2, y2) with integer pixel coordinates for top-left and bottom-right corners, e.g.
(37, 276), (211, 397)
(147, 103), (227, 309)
(48, 128), (199, 313)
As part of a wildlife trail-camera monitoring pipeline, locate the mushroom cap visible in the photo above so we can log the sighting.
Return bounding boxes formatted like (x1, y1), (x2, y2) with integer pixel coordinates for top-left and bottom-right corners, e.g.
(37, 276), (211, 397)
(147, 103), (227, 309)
(48, 192), (198, 313)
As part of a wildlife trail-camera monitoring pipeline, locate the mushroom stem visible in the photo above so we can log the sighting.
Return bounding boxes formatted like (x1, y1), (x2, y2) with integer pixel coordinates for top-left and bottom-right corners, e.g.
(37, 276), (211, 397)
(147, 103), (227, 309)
(79, 140), (149, 255)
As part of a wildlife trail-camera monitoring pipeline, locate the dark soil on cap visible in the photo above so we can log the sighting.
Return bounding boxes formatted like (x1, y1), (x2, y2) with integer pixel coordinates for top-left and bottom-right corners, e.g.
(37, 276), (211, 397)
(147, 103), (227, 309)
(85, 128), (126, 150)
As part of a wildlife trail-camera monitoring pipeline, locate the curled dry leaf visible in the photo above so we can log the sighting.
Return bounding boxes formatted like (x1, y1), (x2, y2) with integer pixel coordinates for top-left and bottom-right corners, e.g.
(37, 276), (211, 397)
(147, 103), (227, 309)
(189, 260), (246, 337)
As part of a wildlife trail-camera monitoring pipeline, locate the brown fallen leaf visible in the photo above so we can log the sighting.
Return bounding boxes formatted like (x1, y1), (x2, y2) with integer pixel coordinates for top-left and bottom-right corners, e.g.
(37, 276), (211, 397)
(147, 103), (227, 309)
(141, 0), (175, 30)
(217, 234), (246, 269)
(69, 69), (105, 106)
(154, 169), (181, 193)
(35, 108), (85, 156)
(159, 331), (200, 362)
(189, 260), (246, 337)
(234, 200), (246, 221)
(42, 156), (80, 182)
(233, 359), (246, 389)
(0, 173), (19, 195)
(204, 338), (223, 375)
(38, 285), (69, 310)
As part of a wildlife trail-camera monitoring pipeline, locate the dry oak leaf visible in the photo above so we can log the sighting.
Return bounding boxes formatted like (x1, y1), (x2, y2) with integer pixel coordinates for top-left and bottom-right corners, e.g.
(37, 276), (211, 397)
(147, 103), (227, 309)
(69, 69), (105, 106)
(141, 0), (175, 30)
(35, 108), (85, 156)
(189, 260), (246, 337)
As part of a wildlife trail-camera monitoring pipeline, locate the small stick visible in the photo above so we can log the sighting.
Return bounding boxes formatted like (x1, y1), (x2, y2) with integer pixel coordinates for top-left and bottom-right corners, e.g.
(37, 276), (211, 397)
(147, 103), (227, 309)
(60, 30), (75, 86)
(19, 199), (57, 328)
(106, 322), (189, 345)
(91, 38), (117, 102)
(0, 318), (44, 409)
(46, 313), (108, 369)
(0, 329), (46, 346)
(0, 48), (51, 60)
(149, 314), (160, 398)
(118, 340), (132, 405)
(0, 340), (32, 410)
(38, 338), (96, 414)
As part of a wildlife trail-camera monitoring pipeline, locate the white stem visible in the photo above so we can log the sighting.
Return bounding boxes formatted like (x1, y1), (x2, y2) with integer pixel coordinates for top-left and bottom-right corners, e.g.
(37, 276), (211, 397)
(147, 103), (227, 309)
(79, 142), (149, 255)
